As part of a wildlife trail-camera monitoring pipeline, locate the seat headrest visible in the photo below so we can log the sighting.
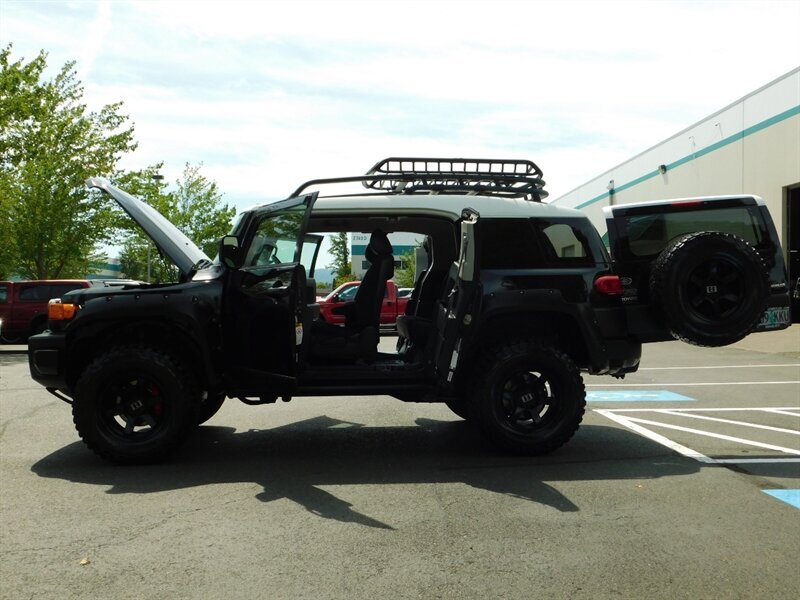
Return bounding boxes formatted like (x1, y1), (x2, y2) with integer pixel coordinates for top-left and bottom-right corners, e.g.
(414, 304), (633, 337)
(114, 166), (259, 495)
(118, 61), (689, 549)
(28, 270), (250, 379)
(365, 229), (393, 263)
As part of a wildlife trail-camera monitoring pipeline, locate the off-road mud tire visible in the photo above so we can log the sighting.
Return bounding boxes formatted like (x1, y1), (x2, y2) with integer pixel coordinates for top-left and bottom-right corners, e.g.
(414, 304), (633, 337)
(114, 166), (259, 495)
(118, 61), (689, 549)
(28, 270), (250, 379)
(73, 345), (195, 464)
(649, 232), (769, 346)
(468, 341), (585, 455)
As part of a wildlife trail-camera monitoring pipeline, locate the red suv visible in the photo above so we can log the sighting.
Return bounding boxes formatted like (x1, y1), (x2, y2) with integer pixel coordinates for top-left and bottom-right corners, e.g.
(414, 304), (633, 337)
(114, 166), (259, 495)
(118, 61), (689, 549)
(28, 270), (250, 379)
(0, 280), (91, 343)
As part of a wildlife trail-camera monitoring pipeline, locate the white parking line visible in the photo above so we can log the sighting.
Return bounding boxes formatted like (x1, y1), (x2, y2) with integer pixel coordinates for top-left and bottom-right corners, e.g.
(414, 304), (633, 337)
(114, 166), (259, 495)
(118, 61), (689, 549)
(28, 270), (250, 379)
(595, 409), (714, 463)
(586, 381), (800, 387)
(601, 407), (800, 412)
(595, 407), (800, 464)
(639, 364), (800, 370)
(650, 409), (800, 435)
(622, 416), (800, 455)
(764, 408), (800, 417)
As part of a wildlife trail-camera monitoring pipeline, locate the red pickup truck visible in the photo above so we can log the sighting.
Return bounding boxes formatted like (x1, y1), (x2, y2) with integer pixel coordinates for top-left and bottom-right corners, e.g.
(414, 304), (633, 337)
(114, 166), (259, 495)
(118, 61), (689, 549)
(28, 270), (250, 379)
(318, 280), (410, 326)
(0, 280), (92, 343)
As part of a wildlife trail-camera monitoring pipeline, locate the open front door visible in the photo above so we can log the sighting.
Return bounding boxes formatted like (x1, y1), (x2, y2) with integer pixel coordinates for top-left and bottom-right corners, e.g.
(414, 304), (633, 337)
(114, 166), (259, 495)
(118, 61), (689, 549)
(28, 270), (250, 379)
(434, 209), (482, 388)
(223, 193), (319, 397)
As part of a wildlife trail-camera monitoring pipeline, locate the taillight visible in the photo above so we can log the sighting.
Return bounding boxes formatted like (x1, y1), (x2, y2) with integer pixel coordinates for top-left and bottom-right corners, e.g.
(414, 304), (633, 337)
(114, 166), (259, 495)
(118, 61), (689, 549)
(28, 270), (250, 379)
(48, 298), (78, 320)
(594, 275), (624, 295)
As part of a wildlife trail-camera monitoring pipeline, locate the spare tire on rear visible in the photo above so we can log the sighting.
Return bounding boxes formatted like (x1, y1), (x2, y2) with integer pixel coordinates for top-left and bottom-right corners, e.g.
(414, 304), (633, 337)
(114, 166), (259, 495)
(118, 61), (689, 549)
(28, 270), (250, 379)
(649, 231), (769, 347)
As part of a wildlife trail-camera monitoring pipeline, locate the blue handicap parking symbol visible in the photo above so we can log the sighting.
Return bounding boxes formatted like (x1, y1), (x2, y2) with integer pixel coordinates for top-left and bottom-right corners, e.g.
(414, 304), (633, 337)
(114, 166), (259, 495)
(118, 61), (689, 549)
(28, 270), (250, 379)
(587, 390), (695, 402)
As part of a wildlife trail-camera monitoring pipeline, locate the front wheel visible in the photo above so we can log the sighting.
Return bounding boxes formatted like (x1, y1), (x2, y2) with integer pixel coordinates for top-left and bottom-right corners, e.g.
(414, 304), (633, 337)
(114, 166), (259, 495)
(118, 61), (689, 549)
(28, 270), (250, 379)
(468, 341), (585, 455)
(73, 346), (195, 464)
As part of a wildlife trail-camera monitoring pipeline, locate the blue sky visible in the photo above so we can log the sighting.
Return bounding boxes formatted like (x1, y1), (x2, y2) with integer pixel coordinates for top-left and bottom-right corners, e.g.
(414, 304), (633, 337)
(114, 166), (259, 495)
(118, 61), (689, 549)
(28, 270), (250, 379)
(2, 0), (800, 214)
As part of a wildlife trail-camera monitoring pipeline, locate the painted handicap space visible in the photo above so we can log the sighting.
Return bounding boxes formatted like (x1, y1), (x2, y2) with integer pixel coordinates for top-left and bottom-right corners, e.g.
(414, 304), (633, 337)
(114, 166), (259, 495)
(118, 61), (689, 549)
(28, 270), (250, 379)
(587, 390), (694, 402)
(595, 407), (800, 464)
(763, 489), (800, 509)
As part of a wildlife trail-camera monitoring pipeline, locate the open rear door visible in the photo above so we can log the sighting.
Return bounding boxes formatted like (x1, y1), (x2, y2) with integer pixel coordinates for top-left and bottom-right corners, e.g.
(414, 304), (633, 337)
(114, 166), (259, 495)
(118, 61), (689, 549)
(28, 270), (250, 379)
(434, 209), (482, 388)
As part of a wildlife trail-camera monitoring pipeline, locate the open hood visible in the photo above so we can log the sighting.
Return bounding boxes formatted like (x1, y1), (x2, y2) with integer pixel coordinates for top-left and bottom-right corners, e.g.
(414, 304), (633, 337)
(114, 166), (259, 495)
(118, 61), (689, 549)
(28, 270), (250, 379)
(87, 177), (211, 277)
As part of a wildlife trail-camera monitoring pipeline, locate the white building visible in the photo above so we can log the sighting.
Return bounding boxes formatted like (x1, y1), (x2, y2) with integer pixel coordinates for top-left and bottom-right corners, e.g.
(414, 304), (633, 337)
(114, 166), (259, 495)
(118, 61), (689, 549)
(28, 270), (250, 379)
(351, 231), (424, 278)
(552, 68), (799, 287)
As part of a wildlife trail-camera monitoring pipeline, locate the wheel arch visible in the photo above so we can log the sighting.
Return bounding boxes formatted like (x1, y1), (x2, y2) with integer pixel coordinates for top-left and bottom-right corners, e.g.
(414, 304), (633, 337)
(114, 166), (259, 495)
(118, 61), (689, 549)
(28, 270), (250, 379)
(463, 310), (592, 374)
(65, 318), (219, 392)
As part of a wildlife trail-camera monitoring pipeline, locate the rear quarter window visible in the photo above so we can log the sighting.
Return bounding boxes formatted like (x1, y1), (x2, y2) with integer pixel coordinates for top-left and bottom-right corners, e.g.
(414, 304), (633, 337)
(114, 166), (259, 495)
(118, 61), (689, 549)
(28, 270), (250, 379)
(479, 218), (602, 269)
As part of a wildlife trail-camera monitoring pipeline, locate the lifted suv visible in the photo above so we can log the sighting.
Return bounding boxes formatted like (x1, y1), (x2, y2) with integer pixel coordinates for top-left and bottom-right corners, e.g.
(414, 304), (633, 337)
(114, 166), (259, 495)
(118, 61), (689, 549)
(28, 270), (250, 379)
(27, 158), (791, 463)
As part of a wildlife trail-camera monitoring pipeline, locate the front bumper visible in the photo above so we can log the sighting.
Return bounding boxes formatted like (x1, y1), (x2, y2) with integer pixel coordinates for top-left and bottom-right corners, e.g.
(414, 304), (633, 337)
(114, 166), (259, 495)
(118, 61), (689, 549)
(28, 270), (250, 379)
(28, 331), (69, 391)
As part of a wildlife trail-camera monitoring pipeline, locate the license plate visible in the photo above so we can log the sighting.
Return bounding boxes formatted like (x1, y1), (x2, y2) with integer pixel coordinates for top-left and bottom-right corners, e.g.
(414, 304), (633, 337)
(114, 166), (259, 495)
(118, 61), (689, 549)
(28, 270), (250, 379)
(756, 306), (791, 330)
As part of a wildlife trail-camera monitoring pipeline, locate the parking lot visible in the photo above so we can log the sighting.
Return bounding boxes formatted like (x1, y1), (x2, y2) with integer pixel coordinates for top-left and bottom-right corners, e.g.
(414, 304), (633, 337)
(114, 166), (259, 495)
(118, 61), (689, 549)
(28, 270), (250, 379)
(1, 329), (798, 599)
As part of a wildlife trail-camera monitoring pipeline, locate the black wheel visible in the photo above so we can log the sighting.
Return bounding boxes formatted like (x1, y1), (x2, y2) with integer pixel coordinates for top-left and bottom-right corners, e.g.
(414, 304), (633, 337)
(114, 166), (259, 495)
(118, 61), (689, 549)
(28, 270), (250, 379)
(444, 396), (470, 421)
(468, 341), (585, 455)
(0, 332), (23, 344)
(649, 232), (769, 346)
(73, 346), (195, 464)
(195, 392), (225, 425)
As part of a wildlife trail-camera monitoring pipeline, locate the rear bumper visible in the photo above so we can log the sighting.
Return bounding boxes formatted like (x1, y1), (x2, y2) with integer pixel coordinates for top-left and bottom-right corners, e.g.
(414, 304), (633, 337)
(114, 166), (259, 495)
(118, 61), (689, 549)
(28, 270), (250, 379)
(27, 332), (69, 391)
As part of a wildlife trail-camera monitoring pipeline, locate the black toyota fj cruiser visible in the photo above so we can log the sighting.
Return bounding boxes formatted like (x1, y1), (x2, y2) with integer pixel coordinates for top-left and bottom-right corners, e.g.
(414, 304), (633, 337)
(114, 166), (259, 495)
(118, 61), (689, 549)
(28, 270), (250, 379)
(27, 158), (791, 463)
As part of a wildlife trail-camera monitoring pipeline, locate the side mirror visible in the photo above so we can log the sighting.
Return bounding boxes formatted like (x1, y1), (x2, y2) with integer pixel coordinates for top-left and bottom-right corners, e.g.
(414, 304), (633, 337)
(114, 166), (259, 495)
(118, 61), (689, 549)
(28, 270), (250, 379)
(219, 235), (242, 268)
(331, 293), (340, 303)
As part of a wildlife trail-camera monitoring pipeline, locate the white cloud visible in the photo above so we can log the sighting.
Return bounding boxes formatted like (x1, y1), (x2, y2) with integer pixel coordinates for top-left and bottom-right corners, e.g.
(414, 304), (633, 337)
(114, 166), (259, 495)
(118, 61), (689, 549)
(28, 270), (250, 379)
(77, 0), (112, 82)
(2, 0), (799, 211)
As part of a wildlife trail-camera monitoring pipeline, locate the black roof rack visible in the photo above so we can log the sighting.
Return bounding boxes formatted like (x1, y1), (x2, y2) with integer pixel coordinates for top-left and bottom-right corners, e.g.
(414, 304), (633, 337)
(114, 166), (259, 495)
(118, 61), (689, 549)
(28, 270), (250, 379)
(290, 157), (548, 201)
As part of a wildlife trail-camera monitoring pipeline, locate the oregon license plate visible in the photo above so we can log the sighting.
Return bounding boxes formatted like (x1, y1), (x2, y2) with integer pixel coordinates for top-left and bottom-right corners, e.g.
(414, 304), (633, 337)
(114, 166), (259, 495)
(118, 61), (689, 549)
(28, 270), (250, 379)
(756, 306), (791, 330)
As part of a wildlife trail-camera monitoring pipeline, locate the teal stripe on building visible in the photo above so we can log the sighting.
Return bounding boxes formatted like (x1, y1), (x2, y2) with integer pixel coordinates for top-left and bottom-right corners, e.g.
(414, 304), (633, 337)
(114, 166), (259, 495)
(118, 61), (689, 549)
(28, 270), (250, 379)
(574, 104), (800, 210)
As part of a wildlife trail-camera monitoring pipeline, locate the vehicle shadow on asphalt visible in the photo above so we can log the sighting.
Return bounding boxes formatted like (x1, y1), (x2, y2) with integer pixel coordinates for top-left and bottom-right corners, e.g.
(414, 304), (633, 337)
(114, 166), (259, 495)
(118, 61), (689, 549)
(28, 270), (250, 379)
(31, 417), (700, 529)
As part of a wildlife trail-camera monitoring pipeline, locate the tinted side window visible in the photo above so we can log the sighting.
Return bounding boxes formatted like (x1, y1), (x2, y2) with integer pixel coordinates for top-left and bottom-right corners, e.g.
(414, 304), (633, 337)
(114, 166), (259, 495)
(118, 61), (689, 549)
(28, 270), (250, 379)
(0, 285), (7, 303)
(541, 223), (589, 259)
(339, 285), (358, 301)
(243, 203), (307, 267)
(18, 285), (51, 301)
(480, 219), (598, 268)
(480, 220), (545, 268)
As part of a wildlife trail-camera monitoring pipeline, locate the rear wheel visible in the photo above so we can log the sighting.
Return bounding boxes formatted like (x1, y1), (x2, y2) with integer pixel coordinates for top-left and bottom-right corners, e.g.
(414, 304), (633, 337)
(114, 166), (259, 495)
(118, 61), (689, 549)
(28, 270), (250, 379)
(649, 232), (769, 346)
(73, 346), (194, 464)
(468, 341), (585, 455)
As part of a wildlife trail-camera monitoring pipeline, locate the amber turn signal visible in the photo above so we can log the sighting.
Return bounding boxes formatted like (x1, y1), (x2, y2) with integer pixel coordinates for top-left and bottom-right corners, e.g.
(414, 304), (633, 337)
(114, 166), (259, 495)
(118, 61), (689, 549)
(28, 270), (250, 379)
(48, 299), (78, 320)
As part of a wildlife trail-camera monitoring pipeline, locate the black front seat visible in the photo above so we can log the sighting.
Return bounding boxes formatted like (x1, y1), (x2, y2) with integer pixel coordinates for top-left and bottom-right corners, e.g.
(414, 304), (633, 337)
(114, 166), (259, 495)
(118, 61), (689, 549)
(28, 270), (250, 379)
(310, 230), (394, 361)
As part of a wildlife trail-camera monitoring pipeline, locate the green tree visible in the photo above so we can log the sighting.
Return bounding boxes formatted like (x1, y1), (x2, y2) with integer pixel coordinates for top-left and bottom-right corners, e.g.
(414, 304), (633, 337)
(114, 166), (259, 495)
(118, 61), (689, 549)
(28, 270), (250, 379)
(393, 249), (417, 288)
(115, 163), (235, 283)
(0, 46), (136, 279)
(328, 231), (357, 288)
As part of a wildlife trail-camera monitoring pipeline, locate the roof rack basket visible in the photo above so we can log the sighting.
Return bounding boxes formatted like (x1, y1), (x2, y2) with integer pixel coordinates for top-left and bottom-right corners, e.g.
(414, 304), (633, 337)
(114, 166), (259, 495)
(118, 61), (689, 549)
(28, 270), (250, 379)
(290, 157), (548, 201)
(365, 157), (548, 201)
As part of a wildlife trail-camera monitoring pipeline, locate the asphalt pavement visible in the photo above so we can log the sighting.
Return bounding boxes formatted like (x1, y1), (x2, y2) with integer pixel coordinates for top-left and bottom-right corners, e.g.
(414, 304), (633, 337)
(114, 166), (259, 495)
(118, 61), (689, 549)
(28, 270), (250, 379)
(1, 327), (798, 599)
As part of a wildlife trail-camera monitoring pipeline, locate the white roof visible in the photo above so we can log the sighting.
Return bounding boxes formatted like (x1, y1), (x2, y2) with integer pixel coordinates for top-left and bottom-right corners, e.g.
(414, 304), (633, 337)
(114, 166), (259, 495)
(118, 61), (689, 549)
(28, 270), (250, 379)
(309, 194), (585, 220)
